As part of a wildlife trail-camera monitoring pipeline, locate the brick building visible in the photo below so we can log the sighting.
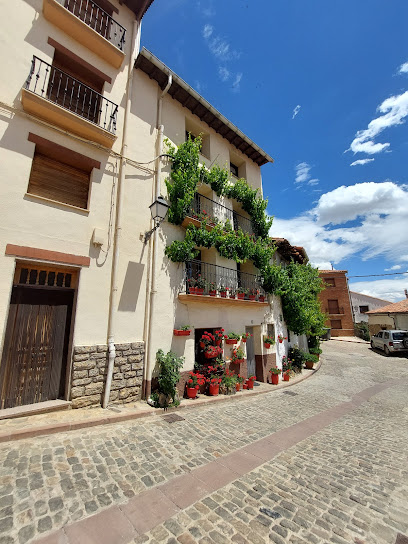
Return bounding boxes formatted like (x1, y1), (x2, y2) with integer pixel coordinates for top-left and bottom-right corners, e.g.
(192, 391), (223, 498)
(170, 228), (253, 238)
(318, 270), (354, 337)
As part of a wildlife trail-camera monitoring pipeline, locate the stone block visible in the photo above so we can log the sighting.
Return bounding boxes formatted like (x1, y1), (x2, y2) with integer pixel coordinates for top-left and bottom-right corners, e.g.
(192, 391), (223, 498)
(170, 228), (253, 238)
(113, 373), (123, 380)
(131, 342), (144, 350)
(73, 354), (91, 362)
(70, 386), (85, 399)
(119, 364), (131, 372)
(73, 370), (88, 379)
(124, 371), (135, 379)
(72, 378), (92, 387)
(126, 377), (140, 387)
(74, 346), (96, 354)
(136, 369), (143, 376)
(115, 343), (132, 351)
(119, 388), (132, 399)
(93, 353), (108, 360)
(110, 380), (126, 390)
(97, 345), (108, 352)
(72, 395), (100, 408)
(88, 368), (99, 378)
(128, 355), (143, 363)
(74, 360), (95, 371)
(84, 383), (104, 395)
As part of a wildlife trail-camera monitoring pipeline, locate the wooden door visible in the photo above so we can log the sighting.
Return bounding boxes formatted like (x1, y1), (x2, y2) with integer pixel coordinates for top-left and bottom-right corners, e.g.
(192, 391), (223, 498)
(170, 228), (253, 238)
(245, 326), (256, 378)
(0, 287), (73, 409)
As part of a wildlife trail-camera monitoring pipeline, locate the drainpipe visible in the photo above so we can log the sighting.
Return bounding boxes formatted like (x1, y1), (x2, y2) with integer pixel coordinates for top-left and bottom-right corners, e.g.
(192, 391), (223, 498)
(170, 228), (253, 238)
(143, 74), (172, 399)
(103, 19), (141, 409)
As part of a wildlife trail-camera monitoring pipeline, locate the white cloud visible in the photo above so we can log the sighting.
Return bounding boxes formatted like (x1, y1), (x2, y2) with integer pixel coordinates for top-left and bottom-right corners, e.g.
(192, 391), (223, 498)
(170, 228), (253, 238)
(232, 72), (242, 93)
(350, 158), (375, 166)
(398, 61), (408, 74)
(203, 24), (213, 39)
(348, 91), (408, 155)
(218, 67), (230, 82)
(295, 162), (319, 186)
(348, 276), (408, 303)
(269, 181), (408, 277)
(385, 265), (402, 271)
(292, 105), (301, 119)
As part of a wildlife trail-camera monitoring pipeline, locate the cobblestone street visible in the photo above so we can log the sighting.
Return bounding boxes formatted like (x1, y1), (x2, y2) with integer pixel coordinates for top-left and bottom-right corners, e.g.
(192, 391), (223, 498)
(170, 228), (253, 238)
(0, 339), (407, 544)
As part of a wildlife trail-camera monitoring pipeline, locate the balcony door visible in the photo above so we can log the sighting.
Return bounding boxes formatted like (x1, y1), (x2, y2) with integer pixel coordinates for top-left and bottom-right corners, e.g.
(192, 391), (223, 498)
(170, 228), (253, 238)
(328, 299), (340, 314)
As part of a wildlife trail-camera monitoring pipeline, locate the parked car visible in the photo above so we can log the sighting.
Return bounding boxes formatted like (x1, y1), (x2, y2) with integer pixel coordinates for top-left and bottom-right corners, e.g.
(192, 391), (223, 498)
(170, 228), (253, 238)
(370, 330), (408, 356)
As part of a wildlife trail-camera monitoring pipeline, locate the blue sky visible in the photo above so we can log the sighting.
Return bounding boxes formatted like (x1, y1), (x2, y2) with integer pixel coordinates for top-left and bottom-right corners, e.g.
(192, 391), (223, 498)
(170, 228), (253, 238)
(142, 0), (408, 301)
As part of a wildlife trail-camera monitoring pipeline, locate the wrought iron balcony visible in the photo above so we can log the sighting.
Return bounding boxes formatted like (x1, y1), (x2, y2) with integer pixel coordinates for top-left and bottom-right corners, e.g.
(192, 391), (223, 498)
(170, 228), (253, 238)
(182, 260), (265, 299)
(188, 193), (253, 235)
(61, 0), (126, 50)
(24, 56), (118, 134)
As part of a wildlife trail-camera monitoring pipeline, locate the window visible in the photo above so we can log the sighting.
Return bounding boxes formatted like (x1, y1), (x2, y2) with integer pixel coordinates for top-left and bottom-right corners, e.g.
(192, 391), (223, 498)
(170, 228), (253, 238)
(27, 133), (100, 209)
(384, 332), (390, 339)
(230, 162), (239, 177)
(359, 305), (369, 313)
(330, 320), (342, 329)
(185, 131), (198, 143)
(267, 324), (275, 340)
(328, 299), (340, 314)
(324, 278), (335, 287)
(185, 119), (210, 158)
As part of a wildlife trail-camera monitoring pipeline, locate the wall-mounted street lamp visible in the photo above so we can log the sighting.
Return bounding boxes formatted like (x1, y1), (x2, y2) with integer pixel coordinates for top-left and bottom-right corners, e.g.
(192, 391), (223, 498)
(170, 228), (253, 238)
(144, 196), (170, 244)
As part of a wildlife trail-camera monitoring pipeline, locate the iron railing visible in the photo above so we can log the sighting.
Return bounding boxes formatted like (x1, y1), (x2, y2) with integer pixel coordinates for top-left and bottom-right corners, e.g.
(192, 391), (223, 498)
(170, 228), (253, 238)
(62, 0), (126, 50)
(25, 56), (118, 134)
(183, 260), (265, 298)
(188, 193), (253, 235)
(326, 307), (344, 315)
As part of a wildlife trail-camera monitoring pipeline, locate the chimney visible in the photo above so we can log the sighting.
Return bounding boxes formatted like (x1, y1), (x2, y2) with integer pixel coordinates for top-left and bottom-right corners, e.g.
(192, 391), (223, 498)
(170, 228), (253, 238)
(405, 289), (408, 299)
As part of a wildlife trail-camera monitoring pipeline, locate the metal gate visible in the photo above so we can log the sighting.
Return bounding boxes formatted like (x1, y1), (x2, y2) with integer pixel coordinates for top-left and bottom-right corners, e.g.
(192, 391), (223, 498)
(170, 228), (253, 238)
(0, 265), (75, 409)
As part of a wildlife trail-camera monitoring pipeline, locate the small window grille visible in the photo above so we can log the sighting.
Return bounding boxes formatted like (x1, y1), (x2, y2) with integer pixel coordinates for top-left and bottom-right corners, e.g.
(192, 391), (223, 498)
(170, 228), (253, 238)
(16, 265), (75, 289)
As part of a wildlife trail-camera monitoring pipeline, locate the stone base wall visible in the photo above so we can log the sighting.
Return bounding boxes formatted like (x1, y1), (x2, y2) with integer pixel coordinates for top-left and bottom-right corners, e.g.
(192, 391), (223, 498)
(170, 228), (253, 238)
(71, 342), (144, 408)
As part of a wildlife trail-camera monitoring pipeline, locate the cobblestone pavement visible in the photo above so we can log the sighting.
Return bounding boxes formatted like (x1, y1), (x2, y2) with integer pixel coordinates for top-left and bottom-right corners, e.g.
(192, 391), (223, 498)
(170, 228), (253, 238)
(1, 340), (408, 543)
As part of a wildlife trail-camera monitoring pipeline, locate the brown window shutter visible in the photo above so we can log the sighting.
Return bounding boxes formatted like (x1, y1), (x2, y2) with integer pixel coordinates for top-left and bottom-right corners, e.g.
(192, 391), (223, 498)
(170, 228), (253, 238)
(28, 153), (90, 209)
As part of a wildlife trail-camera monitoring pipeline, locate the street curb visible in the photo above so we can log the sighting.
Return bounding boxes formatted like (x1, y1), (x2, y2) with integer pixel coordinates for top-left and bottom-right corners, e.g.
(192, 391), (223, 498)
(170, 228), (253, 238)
(0, 360), (322, 443)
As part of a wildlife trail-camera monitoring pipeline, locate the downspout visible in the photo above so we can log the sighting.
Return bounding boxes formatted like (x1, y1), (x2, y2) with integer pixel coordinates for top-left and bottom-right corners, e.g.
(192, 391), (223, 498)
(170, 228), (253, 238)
(103, 19), (141, 408)
(143, 73), (172, 399)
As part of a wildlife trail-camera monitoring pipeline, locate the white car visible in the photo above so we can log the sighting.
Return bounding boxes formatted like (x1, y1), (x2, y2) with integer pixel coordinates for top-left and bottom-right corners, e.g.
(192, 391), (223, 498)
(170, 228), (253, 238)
(370, 330), (408, 356)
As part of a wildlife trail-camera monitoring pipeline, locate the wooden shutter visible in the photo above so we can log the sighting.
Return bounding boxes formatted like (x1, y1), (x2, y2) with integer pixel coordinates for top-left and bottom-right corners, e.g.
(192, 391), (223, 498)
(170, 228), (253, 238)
(28, 152), (90, 209)
(328, 299), (340, 314)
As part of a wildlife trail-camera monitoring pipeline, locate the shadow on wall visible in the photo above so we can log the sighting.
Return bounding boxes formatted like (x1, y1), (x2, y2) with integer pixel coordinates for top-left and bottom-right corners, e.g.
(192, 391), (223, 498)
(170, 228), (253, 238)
(118, 261), (144, 311)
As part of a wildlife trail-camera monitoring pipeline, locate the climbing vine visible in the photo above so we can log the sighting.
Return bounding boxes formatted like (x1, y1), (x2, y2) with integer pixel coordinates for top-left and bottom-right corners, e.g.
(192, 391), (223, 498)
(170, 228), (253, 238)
(164, 137), (326, 336)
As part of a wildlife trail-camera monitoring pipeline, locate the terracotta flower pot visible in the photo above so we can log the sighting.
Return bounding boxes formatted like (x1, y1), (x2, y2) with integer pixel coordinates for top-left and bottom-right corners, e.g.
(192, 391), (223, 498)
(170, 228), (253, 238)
(209, 290), (216, 297)
(189, 287), (196, 294)
(246, 379), (254, 389)
(215, 339), (222, 346)
(235, 382), (241, 391)
(208, 384), (219, 396)
(220, 291), (227, 298)
(249, 295), (256, 301)
(229, 294), (236, 299)
(243, 384), (248, 390)
(305, 361), (314, 370)
(232, 358), (244, 364)
(173, 330), (191, 336)
(186, 387), (198, 399)
(199, 341), (205, 348)
(226, 339), (238, 345)
(278, 339), (283, 343)
(259, 295), (265, 302)
(283, 373), (290, 382)
(271, 374), (279, 385)
(264, 343), (271, 349)
(242, 338), (247, 343)
(204, 351), (218, 359)
(196, 288), (204, 295)
(237, 293), (245, 300)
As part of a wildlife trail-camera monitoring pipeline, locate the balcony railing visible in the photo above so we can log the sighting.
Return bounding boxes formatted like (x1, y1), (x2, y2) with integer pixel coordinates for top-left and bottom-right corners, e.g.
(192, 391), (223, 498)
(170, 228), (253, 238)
(25, 56), (118, 134)
(188, 193), (253, 235)
(326, 307), (344, 315)
(62, 0), (126, 50)
(182, 260), (265, 298)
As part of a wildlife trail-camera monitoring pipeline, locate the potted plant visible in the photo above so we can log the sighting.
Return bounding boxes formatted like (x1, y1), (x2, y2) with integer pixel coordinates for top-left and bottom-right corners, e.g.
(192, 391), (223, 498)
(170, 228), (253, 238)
(195, 274), (206, 295)
(173, 325), (191, 336)
(219, 284), (228, 298)
(258, 293), (265, 302)
(237, 287), (247, 300)
(214, 328), (225, 346)
(208, 281), (217, 296)
(264, 335), (275, 349)
(235, 374), (244, 391)
(269, 367), (281, 385)
(248, 287), (258, 301)
(229, 289), (237, 299)
(304, 353), (319, 370)
(187, 277), (196, 294)
(246, 375), (256, 389)
(221, 370), (237, 395)
(224, 332), (240, 345)
(282, 356), (292, 381)
(241, 332), (252, 343)
(204, 345), (222, 359)
(207, 375), (222, 395)
(185, 372), (205, 399)
(230, 346), (245, 364)
(200, 331), (215, 349)
(150, 350), (184, 408)
(277, 334), (287, 343)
